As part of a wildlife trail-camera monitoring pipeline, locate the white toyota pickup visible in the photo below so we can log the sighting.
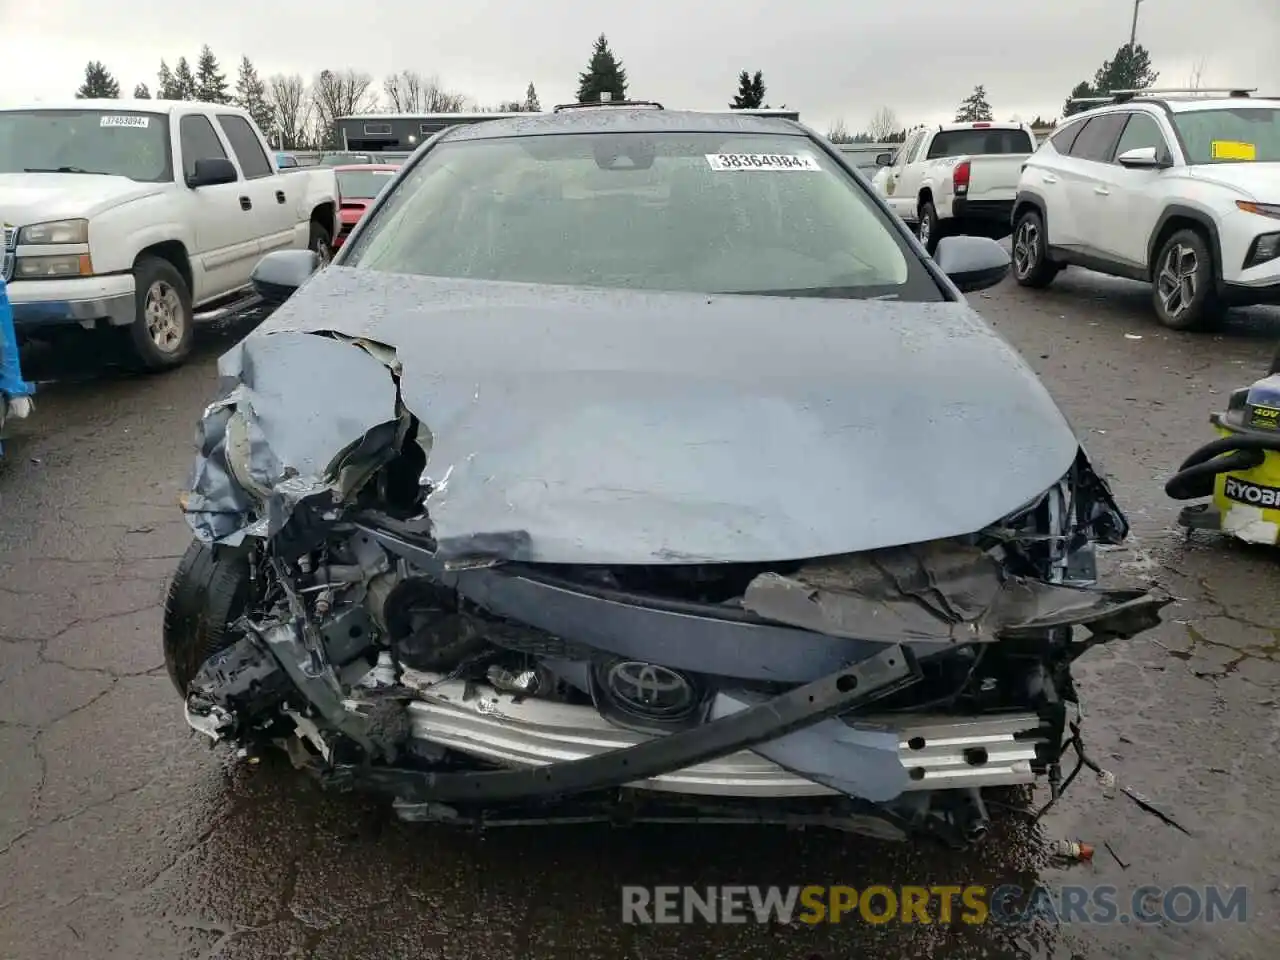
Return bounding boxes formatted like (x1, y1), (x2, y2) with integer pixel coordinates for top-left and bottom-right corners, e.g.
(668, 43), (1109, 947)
(870, 122), (1036, 253)
(0, 99), (338, 369)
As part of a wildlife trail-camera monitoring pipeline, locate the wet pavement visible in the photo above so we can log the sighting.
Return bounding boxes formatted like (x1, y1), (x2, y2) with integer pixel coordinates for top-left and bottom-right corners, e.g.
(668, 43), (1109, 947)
(0, 273), (1278, 959)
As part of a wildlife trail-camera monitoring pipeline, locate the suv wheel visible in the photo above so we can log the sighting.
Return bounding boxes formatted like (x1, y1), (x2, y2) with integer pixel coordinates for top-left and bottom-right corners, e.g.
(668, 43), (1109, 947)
(1152, 229), (1224, 331)
(1011, 209), (1059, 288)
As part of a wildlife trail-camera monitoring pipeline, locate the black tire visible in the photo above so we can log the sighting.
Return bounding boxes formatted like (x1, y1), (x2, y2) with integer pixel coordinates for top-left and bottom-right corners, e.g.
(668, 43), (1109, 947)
(1151, 228), (1224, 331)
(162, 539), (254, 696)
(127, 256), (194, 371)
(309, 220), (333, 266)
(1011, 209), (1060, 288)
(917, 200), (942, 255)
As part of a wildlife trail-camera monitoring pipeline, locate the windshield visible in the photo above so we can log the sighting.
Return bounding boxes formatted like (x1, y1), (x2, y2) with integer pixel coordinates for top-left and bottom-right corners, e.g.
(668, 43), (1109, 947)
(321, 153), (373, 166)
(1172, 108), (1280, 164)
(0, 109), (172, 182)
(926, 128), (1034, 160)
(341, 131), (942, 301)
(337, 168), (398, 199)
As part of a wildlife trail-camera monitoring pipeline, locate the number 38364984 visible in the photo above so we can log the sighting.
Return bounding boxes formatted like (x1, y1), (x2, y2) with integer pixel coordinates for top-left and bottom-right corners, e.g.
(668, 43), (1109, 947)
(705, 153), (821, 171)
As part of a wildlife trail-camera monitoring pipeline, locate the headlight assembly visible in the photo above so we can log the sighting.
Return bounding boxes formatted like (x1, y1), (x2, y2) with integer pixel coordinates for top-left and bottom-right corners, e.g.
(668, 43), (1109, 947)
(18, 218), (89, 245)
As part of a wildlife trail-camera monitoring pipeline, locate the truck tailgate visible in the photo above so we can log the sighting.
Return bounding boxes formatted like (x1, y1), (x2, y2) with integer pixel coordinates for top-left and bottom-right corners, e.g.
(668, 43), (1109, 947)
(964, 154), (1028, 202)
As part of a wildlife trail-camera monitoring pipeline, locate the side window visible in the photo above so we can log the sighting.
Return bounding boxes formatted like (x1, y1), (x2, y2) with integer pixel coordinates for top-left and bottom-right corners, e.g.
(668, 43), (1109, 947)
(896, 132), (921, 166)
(178, 115), (230, 181)
(1112, 113), (1171, 163)
(217, 115), (272, 179)
(1048, 121), (1086, 155)
(1068, 114), (1129, 163)
(907, 132), (930, 163)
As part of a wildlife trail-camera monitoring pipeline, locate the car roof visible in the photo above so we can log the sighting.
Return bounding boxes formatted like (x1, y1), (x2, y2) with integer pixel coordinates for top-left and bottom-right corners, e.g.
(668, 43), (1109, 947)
(1066, 95), (1280, 122)
(438, 108), (807, 143)
(1, 98), (235, 114)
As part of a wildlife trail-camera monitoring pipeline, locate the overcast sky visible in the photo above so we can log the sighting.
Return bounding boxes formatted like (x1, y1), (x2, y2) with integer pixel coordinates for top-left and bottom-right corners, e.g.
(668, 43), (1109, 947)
(3, 0), (1278, 134)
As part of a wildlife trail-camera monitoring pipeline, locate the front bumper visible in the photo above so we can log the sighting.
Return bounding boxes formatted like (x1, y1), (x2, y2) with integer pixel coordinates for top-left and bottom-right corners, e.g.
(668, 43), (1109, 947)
(377, 662), (1047, 797)
(1220, 278), (1280, 308)
(7, 274), (137, 331)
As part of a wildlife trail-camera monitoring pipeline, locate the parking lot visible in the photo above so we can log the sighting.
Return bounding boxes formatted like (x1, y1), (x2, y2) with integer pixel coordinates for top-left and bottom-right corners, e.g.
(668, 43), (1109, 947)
(0, 269), (1278, 960)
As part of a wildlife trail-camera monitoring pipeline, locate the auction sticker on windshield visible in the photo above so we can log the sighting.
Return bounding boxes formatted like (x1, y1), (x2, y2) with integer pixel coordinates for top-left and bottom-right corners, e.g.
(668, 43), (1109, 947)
(705, 153), (821, 171)
(1210, 140), (1255, 161)
(100, 115), (151, 129)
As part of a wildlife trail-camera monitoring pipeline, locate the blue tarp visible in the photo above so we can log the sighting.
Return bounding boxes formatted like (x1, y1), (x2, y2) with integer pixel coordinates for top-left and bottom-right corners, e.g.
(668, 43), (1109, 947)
(0, 278), (35, 455)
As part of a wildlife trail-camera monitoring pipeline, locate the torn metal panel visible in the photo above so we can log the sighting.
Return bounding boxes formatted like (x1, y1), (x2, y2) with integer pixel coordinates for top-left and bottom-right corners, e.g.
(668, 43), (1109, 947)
(741, 541), (1172, 645)
(184, 330), (402, 544)
(218, 266), (1082, 564)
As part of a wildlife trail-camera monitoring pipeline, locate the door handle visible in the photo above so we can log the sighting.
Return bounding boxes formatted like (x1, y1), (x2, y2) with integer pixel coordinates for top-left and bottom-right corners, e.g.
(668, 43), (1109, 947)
(239, 196), (252, 210)
(275, 190), (286, 204)
(1042, 174), (1059, 184)
(1094, 186), (1111, 195)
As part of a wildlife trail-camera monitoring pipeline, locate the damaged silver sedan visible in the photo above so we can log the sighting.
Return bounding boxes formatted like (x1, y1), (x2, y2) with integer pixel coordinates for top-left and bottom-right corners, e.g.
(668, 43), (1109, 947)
(166, 106), (1170, 846)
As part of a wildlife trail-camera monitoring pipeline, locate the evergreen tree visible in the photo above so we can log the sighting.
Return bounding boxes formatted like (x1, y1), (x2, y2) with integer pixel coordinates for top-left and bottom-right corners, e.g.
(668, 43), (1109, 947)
(157, 61), (181, 99)
(76, 61), (120, 99)
(195, 45), (230, 103)
(173, 57), (198, 100)
(954, 84), (993, 122)
(576, 34), (627, 103)
(1064, 43), (1158, 117)
(133, 82), (151, 98)
(730, 70), (766, 109)
(523, 81), (541, 112)
(234, 57), (274, 135)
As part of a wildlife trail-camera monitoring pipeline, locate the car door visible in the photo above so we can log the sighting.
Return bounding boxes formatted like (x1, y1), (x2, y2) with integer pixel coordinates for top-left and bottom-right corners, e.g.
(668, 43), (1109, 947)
(1090, 111), (1176, 269)
(1025, 120), (1087, 247)
(215, 113), (295, 256)
(174, 114), (260, 300)
(1058, 112), (1129, 257)
(888, 132), (930, 221)
(882, 131), (924, 219)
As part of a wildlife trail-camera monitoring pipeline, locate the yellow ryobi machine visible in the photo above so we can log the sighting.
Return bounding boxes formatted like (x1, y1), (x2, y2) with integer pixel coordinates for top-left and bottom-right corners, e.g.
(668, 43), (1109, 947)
(1167, 343), (1280, 545)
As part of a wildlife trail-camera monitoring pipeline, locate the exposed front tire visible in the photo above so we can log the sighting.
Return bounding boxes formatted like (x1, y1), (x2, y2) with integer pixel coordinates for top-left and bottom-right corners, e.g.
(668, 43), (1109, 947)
(162, 539), (254, 696)
(127, 256), (194, 371)
(1011, 209), (1060, 288)
(917, 200), (942, 255)
(1151, 229), (1224, 331)
(309, 221), (333, 266)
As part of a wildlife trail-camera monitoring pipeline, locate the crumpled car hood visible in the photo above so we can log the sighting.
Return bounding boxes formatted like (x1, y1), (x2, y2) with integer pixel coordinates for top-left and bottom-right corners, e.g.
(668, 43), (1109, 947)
(185, 267), (1082, 564)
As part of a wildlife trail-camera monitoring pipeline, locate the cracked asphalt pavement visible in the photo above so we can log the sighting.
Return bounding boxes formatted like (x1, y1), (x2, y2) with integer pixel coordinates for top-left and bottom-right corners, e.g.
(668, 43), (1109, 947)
(1, 272), (1278, 960)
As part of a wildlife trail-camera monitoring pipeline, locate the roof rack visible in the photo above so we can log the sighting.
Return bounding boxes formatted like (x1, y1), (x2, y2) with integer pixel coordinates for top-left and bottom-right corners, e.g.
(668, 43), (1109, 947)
(1109, 87), (1255, 98)
(552, 98), (665, 112)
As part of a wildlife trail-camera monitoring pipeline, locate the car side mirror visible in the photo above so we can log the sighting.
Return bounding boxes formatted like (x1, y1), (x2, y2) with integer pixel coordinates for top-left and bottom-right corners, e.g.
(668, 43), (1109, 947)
(251, 249), (318, 305)
(875, 152), (893, 167)
(186, 157), (238, 188)
(933, 235), (1010, 293)
(1116, 146), (1167, 169)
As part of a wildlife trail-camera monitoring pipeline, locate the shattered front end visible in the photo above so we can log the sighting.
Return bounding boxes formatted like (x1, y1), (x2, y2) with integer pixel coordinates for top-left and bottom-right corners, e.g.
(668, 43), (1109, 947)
(170, 317), (1170, 846)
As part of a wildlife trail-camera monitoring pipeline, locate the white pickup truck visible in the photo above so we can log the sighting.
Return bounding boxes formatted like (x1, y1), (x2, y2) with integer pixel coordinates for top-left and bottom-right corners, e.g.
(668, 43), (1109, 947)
(0, 99), (338, 369)
(869, 121), (1036, 253)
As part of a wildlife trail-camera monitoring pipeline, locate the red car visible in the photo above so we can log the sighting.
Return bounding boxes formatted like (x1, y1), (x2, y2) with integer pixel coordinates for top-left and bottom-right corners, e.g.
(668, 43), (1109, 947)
(333, 164), (400, 249)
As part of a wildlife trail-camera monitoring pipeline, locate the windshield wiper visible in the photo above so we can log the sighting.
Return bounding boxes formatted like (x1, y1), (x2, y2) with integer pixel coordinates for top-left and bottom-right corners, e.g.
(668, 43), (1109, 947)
(23, 166), (107, 175)
(722, 287), (902, 300)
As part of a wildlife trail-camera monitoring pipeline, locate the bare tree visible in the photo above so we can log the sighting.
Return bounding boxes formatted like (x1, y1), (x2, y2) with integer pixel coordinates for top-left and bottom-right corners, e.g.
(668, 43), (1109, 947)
(265, 73), (311, 150)
(867, 106), (899, 143)
(827, 118), (855, 144)
(1187, 57), (1208, 90)
(420, 75), (469, 112)
(383, 70), (424, 112)
(311, 69), (379, 146)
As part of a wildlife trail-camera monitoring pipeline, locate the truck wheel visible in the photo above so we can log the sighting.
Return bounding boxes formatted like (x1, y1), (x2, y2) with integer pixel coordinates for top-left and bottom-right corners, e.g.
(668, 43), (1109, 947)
(917, 200), (941, 254)
(309, 221), (333, 266)
(128, 257), (194, 371)
(1151, 229), (1224, 331)
(162, 539), (253, 696)
(1011, 209), (1060, 288)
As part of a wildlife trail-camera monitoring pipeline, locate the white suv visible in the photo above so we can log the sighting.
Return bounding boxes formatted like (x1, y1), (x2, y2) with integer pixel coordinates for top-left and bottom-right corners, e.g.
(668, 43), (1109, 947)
(1011, 91), (1280, 330)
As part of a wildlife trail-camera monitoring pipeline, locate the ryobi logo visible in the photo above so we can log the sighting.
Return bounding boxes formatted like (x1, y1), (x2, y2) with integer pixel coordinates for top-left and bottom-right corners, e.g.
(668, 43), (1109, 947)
(1224, 477), (1280, 508)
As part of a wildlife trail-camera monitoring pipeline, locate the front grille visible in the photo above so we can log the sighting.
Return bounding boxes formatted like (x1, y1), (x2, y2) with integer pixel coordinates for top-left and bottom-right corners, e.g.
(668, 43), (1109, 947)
(1, 225), (14, 283)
